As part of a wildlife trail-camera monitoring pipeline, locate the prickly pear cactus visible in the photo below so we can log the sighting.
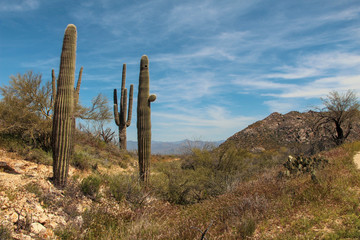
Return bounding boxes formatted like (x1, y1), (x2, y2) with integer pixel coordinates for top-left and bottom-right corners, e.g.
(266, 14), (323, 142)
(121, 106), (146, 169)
(137, 55), (156, 185)
(52, 24), (77, 186)
(281, 155), (328, 181)
(114, 64), (133, 150)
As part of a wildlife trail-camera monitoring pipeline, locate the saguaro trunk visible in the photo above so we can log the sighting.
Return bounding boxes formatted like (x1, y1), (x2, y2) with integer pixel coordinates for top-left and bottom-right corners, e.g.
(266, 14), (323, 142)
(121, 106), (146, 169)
(52, 24), (77, 187)
(137, 55), (156, 186)
(114, 64), (133, 150)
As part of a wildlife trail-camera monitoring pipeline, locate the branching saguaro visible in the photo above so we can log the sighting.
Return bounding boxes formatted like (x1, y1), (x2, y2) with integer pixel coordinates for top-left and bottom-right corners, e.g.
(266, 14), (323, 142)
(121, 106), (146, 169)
(52, 24), (78, 187)
(52, 64), (83, 162)
(137, 55), (156, 186)
(114, 64), (133, 150)
(51, 66), (83, 113)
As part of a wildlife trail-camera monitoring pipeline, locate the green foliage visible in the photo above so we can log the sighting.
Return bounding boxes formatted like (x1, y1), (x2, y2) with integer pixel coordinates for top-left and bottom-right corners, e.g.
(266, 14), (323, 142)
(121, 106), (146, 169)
(0, 224), (12, 240)
(236, 217), (256, 238)
(108, 174), (145, 206)
(281, 155), (328, 178)
(81, 205), (126, 239)
(80, 175), (102, 200)
(151, 146), (264, 204)
(25, 148), (52, 165)
(25, 182), (43, 197)
(71, 151), (91, 171)
(0, 71), (53, 150)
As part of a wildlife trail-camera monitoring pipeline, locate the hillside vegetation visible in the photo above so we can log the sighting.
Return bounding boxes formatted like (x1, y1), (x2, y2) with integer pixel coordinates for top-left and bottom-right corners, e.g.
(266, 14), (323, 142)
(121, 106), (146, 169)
(222, 111), (360, 156)
(1, 130), (360, 239)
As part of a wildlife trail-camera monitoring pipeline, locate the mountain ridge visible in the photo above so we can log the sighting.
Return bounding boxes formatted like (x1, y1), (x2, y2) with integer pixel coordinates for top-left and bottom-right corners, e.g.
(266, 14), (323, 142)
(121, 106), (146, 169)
(221, 110), (360, 155)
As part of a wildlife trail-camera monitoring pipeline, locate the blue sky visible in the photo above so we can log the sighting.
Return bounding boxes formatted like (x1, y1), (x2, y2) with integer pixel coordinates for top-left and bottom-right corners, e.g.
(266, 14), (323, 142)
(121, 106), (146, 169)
(1, 0), (360, 142)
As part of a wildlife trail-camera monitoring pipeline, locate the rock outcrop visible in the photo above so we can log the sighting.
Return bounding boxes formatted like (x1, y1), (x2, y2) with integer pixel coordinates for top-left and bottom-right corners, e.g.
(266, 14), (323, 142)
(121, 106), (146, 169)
(221, 111), (360, 155)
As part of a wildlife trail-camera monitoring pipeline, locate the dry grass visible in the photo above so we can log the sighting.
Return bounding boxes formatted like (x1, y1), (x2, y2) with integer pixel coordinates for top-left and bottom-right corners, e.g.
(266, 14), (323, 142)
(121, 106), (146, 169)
(3, 131), (360, 239)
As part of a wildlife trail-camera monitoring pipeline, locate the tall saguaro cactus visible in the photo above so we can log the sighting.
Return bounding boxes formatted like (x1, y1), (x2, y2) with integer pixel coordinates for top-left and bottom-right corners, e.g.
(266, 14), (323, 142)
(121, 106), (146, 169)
(52, 24), (77, 186)
(114, 64), (133, 150)
(137, 55), (156, 185)
(51, 67), (83, 114)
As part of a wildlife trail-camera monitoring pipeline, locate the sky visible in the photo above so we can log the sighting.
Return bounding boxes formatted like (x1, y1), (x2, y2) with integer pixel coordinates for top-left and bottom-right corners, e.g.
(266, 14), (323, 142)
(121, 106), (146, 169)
(1, 0), (360, 142)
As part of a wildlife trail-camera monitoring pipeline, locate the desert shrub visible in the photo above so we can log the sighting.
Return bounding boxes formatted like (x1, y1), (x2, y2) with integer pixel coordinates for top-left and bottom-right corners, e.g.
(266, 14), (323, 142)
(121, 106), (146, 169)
(71, 151), (91, 171)
(80, 175), (102, 200)
(108, 174), (145, 206)
(24, 148), (52, 165)
(280, 155), (329, 180)
(152, 145), (283, 205)
(237, 216), (256, 238)
(25, 182), (43, 197)
(0, 224), (12, 240)
(0, 134), (28, 153)
(153, 161), (227, 205)
(80, 203), (130, 240)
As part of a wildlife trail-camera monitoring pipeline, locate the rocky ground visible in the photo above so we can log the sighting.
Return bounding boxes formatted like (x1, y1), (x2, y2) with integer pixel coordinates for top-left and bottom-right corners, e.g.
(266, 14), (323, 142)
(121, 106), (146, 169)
(0, 149), (91, 240)
(1, 147), (360, 239)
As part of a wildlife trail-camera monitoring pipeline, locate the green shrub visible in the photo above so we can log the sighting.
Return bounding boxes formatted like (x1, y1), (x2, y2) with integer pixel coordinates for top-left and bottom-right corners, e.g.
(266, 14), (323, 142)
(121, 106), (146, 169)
(0, 224), (12, 240)
(280, 155), (328, 181)
(24, 182), (43, 197)
(71, 151), (91, 171)
(237, 217), (256, 238)
(152, 146), (256, 204)
(108, 174), (145, 206)
(24, 148), (52, 165)
(81, 205), (125, 239)
(80, 175), (102, 200)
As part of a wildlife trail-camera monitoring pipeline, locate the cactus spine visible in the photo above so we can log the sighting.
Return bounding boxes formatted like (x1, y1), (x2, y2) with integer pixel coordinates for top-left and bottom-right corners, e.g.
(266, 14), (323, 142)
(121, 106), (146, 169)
(137, 55), (156, 185)
(52, 24), (77, 186)
(114, 64), (133, 150)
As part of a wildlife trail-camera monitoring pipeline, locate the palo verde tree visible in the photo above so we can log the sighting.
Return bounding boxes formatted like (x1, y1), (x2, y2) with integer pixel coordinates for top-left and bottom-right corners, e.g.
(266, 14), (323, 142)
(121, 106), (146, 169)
(315, 90), (360, 146)
(0, 71), (53, 150)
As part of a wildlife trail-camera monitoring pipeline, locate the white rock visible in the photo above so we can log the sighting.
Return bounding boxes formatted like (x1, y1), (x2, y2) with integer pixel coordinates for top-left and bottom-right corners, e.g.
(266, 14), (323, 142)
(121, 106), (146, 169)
(74, 215), (83, 227)
(30, 222), (46, 234)
(10, 211), (19, 223)
(34, 204), (44, 213)
(34, 213), (48, 224)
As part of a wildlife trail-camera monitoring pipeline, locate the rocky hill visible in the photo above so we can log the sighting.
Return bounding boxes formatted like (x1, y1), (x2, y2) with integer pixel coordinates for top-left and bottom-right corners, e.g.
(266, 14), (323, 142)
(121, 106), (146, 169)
(221, 111), (360, 155)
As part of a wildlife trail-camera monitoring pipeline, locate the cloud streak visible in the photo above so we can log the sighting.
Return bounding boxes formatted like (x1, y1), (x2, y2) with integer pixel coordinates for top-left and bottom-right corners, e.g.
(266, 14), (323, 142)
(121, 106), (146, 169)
(0, 0), (40, 12)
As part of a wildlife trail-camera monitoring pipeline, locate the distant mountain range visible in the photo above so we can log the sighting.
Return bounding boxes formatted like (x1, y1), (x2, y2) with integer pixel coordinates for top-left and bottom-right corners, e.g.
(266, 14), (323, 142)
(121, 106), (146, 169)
(127, 139), (224, 155)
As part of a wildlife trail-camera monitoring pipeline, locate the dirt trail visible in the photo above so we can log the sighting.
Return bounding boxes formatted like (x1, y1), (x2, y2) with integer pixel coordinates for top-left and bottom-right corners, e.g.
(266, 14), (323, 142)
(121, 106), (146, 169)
(353, 152), (360, 169)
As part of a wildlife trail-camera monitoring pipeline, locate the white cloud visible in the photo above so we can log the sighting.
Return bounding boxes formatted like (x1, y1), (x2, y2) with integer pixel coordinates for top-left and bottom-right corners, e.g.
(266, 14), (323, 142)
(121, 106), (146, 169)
(153, 72), (222, 102)
(319, 7), (360, 21)
(152, 105), (257, 141)
(21, 57), (58, 70)
(264, 100), (299, 113)
(233, 78), (294, 90)
(0, 0), (40, 12)
(266, 75), (360, 99)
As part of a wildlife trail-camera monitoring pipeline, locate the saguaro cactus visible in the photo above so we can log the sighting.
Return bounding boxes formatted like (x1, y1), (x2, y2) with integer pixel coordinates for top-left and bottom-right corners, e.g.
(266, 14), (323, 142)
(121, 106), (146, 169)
(114, 64), (133, 150)
(51, 67), (83, 114)
(52, 24), (77, 186)
(137, 55), (156, 185)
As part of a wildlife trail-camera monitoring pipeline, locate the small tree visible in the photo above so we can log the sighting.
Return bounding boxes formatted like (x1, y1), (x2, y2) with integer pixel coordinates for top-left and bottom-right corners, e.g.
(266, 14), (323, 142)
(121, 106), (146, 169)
(0, 71), (53, 149)
(315, 90), (359, 146)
